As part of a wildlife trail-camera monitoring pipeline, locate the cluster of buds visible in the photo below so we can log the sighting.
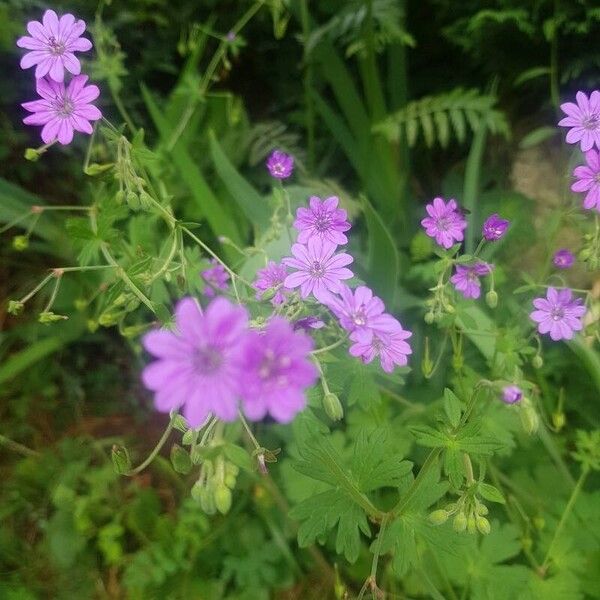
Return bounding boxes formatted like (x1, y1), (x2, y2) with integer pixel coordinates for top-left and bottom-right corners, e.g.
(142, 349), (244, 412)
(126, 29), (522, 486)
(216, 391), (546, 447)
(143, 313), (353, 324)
(191, 456), (239, 515)
(429, 493), (491, 535)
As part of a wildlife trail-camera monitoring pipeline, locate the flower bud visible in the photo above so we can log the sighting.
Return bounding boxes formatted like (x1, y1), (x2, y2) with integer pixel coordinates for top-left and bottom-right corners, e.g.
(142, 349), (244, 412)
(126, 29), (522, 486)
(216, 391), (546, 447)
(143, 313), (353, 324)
(7, 300), (24, 316)
(214, 484), (232, 514)
(467, 515), (477, 534)
(485, 290), (498, 308)
(521, 537), (533, 551)
(38, 311), (68, 324)
(532, 355), (543, 369)
(12, 235), (29, 251)
(24, 147), (41, 162)
(519, 402), (539, 435)
(170, 444), (192, 474)
(429, 509), (449, 525)
(171, 414), (188, 433)
(98, 311), (121, 327)
(323, 392), (344, 422)
(533, 516), (545, 530)
(476, 516), (491, 535)
(126, 191), (140, 210)
(199, 486), (216, 515)
(475, 503), (489, 516)
(453, 513), (467, 532)
(115, 190), (126, 204)
(111, 445), (132, 474)
(191, 480), (203, 502)
(424, 311), (435, 324)
(552, 412), (566, 431)
(84, 163), (113, 176)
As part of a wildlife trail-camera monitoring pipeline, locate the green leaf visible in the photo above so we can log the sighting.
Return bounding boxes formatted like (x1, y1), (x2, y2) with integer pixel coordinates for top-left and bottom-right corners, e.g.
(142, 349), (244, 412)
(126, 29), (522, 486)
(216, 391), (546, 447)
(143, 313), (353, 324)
(443, 388), (462, 428)
(444, 447), (464, 488)
(409, 425), (448, 448)
(478, 482), (506, 504)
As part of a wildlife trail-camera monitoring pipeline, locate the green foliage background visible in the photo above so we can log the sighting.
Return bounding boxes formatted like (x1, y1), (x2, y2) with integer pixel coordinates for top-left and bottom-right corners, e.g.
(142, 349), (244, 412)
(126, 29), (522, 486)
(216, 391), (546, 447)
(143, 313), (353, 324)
(1, 0), (600, 598)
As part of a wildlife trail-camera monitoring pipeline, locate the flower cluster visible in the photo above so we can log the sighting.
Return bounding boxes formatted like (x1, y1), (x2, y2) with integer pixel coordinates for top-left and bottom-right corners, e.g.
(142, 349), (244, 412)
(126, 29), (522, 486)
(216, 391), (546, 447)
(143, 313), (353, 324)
(18, 10), (101, 145)
(142, 297), (317, 427)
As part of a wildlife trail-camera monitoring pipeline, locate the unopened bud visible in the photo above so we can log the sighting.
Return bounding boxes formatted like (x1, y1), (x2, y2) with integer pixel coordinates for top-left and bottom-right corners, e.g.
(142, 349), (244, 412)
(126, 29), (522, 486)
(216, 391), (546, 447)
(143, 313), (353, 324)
(84, 162), (113, 176)
(323, 392), (344, 421)
(429, 509), (449, 525)
(98, 312), (121, 327)
(170, 444), (192, 474)
(199, 486), (216, 515)
(424, 311), (435, 324)
(115, 190), (126, 204)
(475, 503), (488, 516)
(171, 414), (188, 433)
(111, 445), (131, 474)
(533, 516), (545, 530)
(74, 298), (87, 311)
(214, 484), (232, 514)
(126, 191), (140, 210)
(520, 402), (539, 435)
(38, 311), (68, 324)
(532, 355), (543, 369)
(485, 290), (498, 308)
(467, 515), (477, 534)
(453, 513), (467, 532)
(452, 353), (463, 371)
(522, 537), (533, 551)
(12, 235), (29, 251)
(259, 286), (278, 302)
(552, 412), (566, 431)
(476, 516), (491, 535)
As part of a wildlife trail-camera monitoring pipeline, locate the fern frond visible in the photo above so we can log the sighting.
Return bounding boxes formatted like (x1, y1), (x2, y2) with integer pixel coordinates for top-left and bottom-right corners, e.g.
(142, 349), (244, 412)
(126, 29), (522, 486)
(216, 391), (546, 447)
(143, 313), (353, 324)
(373, 88), (509, 148)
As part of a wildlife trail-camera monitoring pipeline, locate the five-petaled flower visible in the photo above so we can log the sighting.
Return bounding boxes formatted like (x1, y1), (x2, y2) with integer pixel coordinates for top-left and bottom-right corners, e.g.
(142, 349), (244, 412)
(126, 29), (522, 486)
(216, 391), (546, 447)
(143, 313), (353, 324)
(482, 213), (509, 241)
(283, 237), (353, 303)
(553, 249), (575, 270)
(17, 9), (93, 83)
(450, 261), (493, 299)
(253, 261), (289, 306)
(201, 259), (230, 297)
(572, 149), (600, 212)
(22, 75), (101, 145)
(558, 91), (600, 152)
(293, 196), (351, 247)
(266, 150), (294, 179)
(530, 287), (586, 341)
(421, 197), (467, 249)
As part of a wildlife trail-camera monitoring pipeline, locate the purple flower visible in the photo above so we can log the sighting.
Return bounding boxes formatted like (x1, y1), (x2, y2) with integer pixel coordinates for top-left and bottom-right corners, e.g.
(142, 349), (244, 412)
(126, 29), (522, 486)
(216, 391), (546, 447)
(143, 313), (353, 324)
(553, 249), (575, 269)
(22, 75), (101, 145)
(421, 197), (467, 249)
(201, 259), (229, 297)
(141, 297), (249, 426)
(283, 238), (353, 303)
(293, 316), (325, 331)
(17, 9), (93, 83)
(294, 196), (351, 246)
(325, 284), (386, 333)
(253, 261), (289, 306)
(349, 316), (412, 373)
(266, 150), (294, 179)
(530, 287), (586, 341)
(240, 317), (317, 423)
(482, 213), (509, 241)
(571, 149), (600, 211)
(558, 91), (600, 152)
(502, 386), (523, 404)
(450, 262), (493, 299)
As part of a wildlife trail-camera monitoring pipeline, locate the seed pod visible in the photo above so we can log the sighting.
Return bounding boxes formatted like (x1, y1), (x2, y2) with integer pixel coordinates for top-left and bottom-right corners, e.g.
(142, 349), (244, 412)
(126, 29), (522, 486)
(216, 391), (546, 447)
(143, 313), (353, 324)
(453, 513), (467, 532)
(12, 235), (29, 251)
(214, 484), (232, 514)
(476, 516), (491, 535)
(532, 355), (543, 369)
(323, 393), (344, 422)
(485, 290), (498, 308)
(429, 509), (449, 525)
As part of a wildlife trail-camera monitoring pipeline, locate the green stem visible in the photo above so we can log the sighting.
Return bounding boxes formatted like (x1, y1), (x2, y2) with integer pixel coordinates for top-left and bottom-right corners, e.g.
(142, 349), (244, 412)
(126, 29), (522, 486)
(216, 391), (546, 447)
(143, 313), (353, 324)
(300, 0), (315, 170)
(42, 273), (62, 313)
(463, 453), (475, 486)
(124, 419), (175, 476)
(541, 466), (589, 572)
(0, 433), (40, 457)
(311, 338), (346, 356)
(18, 273), (53, 304)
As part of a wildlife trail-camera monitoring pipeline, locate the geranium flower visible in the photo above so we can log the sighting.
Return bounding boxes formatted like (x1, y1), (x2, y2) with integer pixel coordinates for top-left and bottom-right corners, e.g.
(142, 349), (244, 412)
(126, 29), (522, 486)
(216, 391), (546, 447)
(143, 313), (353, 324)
(558, 91), (600, 152)
(293, 196), (351, 246)
(571, 149), (600, 211)
(266, 150), (294, 179)
(482, 213), (509, 241)
(253, 261), (289, 305)
(502, 386), (523, 404)
(17, 9), (93, 82)
(201, 259), (229, 297)
(421, 197), (467, 249)
(325, 284), (386, 333)
(553, 249), (575, 269)
(530, 287), (586, 341)
(450, 262), (493, 299)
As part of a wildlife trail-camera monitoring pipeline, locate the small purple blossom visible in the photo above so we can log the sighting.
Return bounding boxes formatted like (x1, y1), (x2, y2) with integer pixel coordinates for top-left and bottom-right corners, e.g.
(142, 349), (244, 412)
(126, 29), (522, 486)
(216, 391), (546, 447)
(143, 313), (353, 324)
(22, 75), (101, 145)
(421, 197), (467, 249)
(201, 259), (229, 297)
(240, 317), (318, 423)
(571, 149), (600, 211)
(266, 150), (294, 179)
(141, 297), (249, 426)
(294, 196), (351, 246)
(450, 262), (493, 299)
(482, 213), (509, 241)
(17, 9), (93, 83)
(553, 249), (575, 269)
(530, 287), (586, 341)
(253, 261), (289, 305)
(558, 91), (600, 152)
(349, 316), (412, 373)
(293, 316), (325, 331)
(282, 238), (353, 303)
(502, 386), (523, 404)
(325, 284), (386, 333)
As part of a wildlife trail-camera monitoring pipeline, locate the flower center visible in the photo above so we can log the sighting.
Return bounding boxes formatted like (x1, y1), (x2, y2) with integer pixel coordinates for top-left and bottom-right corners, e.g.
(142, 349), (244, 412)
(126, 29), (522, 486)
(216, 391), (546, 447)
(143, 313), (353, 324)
(550, 307), (565, 321)
(310, 260), (325, 278)
(51, 95), (74, 118)
(48, 36), (66, 55)
(314, 215), (331, 232)
(467, 270), (478, 282)
(192, 346), (223, 375)
(436, 217), (450, 231)
(352, 307), (367, 327)
(594, 172), (600, 184)
(583, 114), (600, 131)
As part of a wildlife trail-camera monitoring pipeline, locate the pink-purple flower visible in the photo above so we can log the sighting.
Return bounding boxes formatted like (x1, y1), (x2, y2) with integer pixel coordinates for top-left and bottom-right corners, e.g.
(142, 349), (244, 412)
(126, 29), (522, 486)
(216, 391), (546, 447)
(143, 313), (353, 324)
(17, 10), (93, 83)
(266, 150), (294, 179)
(421, 197), (467, 249)
(293, 196), (351, 246)
(450, 261), (493, 299)
(283, 238), (353, 303)
(571, 149), (600, 211)
(141, 297), (249, 426)
(201, 259), (230, 297)
(253, 261), (289, 305)
(349, 316), (412, 373)
(482, 213), (509, 241)
(502, 386), (523, 404)
(558, 91), (600, 152)
(530, 287), (586, 341)
(240, 318), (317, 423)
(325, 284), (385, 333)
(553, 249), (575, 269)
(22, 75), (101, 145)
